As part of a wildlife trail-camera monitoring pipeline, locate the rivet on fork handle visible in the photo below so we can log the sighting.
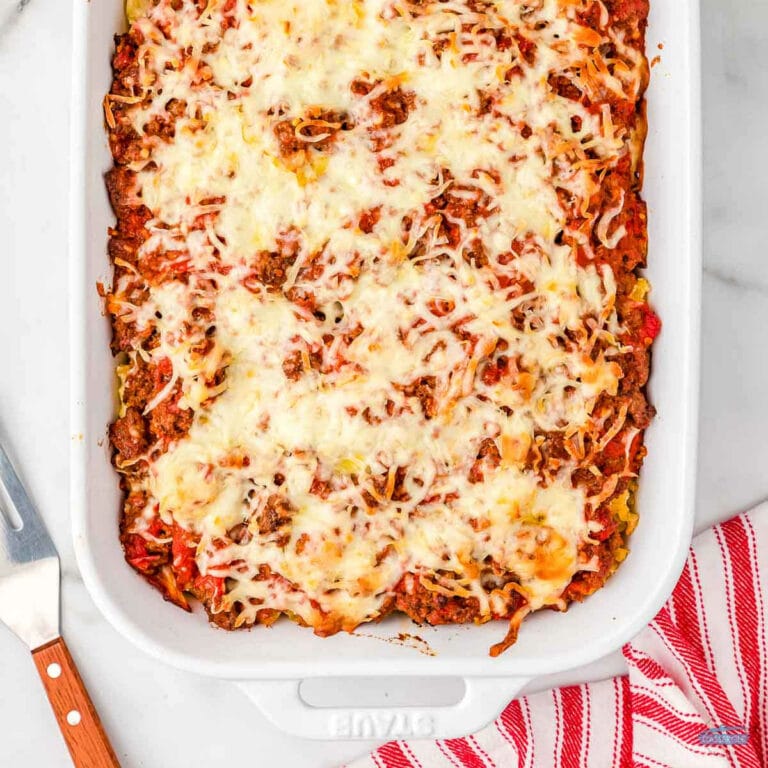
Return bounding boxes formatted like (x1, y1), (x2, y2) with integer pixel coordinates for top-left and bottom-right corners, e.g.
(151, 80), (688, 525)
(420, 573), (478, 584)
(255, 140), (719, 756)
(32, 637), (121, 768)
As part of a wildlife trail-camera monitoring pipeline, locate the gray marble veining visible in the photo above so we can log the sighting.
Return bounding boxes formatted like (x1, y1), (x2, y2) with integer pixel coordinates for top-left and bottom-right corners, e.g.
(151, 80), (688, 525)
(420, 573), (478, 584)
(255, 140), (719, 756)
(704, 264), (768, 295)
(0, 0), (32, 45)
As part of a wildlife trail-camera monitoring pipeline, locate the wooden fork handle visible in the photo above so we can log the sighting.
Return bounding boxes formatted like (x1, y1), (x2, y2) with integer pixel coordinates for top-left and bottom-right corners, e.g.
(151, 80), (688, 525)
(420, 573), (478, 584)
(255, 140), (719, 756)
(32, 637), (121, 768)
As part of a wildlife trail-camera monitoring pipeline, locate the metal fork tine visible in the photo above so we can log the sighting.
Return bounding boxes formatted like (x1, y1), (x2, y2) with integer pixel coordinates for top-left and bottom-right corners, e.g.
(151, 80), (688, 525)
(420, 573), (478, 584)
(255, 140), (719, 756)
(0, 442), (57, 560)
(0, 442), (43, 526)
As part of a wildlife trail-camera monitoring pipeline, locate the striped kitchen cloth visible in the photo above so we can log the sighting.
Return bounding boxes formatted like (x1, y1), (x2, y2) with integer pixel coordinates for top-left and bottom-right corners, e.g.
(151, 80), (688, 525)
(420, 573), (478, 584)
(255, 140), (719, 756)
(349, 504), (768, 768)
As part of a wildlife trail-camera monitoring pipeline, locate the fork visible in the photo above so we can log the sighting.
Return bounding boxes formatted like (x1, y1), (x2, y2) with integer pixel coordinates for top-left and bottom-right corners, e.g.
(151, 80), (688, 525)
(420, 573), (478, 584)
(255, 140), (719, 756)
(0, 439), (120, 767)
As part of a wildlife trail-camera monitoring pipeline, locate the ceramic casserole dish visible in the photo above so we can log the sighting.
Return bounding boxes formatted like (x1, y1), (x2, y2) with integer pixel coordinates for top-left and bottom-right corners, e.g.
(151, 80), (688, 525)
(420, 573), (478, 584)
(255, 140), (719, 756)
(70, 0), (701, 739)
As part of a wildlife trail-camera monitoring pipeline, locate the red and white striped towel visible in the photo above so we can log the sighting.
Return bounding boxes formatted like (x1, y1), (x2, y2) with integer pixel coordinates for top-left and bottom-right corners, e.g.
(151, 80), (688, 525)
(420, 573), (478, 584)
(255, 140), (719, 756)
(349, 504), (768, 768)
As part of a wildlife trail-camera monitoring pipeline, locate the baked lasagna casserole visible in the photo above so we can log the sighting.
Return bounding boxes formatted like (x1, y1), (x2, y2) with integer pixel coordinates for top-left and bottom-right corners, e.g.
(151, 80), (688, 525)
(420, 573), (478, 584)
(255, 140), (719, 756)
(104, 0), (657, 656)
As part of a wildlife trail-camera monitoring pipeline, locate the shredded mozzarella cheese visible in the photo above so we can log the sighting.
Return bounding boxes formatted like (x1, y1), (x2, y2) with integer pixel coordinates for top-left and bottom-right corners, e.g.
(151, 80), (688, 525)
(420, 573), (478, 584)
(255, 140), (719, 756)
(114, 0), (645, 633)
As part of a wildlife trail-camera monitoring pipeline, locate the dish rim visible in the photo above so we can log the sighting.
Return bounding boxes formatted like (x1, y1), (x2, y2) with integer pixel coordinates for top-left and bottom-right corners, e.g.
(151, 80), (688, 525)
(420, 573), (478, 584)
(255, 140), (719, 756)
(69, 0), (702, 685)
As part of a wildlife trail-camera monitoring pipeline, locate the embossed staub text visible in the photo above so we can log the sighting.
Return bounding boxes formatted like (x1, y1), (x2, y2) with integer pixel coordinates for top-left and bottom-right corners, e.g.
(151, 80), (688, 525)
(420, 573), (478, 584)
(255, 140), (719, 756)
(330, 711), (435, 739)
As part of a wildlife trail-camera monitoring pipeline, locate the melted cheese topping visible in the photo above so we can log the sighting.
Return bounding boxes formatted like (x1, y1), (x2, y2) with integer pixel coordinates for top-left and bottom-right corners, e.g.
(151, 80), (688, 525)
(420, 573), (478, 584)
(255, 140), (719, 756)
(115, 0), (646, 633)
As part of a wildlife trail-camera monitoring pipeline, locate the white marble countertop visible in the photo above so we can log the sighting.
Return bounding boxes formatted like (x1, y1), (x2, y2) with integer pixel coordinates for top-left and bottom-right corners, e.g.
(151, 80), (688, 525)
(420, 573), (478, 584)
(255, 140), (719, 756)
(1, 1), (766, 765)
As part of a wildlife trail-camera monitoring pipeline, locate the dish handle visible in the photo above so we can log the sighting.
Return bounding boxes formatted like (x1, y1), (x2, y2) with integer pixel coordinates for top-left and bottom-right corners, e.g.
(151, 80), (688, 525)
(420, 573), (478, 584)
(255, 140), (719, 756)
(238, 677), (529, 740)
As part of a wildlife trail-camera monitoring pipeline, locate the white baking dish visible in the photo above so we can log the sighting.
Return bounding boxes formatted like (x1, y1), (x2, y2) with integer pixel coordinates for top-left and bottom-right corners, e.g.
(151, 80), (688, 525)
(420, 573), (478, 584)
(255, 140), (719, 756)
(69, 0), (701, 740)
